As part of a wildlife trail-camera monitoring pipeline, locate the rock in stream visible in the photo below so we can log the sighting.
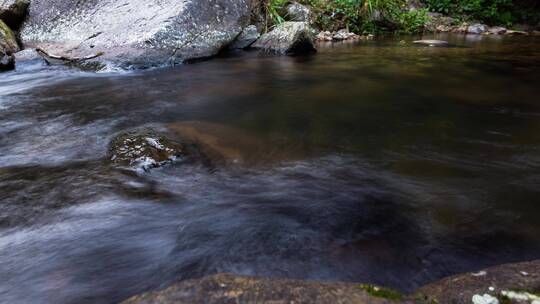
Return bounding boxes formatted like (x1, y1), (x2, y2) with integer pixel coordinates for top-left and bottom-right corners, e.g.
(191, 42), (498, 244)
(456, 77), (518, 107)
(252, 21), (316, 55)
(20, 0), (256, 69)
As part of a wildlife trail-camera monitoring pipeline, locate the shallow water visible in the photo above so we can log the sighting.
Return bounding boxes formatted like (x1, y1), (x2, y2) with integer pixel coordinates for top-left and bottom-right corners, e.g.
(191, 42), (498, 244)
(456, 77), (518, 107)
(1, 33), (540, 303)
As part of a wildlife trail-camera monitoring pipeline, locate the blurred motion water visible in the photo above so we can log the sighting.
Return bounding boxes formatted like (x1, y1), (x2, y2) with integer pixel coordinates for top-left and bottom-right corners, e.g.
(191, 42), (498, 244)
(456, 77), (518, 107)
(1, 34), (540, 303)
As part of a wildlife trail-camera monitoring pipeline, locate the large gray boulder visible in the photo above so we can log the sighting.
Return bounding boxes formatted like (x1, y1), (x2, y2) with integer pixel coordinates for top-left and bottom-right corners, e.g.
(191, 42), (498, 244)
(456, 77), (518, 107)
(20, 0), (255, 69)
(0, 0), (29, 29)
(0, 19), (18, 71)
(252, 21), (316, 55)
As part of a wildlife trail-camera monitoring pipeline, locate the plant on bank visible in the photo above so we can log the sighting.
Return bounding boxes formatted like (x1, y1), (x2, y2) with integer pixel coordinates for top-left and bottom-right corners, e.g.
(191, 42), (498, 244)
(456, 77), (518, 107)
(267, 0), (431, 33)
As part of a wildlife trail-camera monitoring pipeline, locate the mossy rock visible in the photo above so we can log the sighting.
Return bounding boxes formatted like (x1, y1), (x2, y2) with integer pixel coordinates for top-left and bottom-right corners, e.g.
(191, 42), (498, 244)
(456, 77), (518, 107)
(0, 19), (18, 71)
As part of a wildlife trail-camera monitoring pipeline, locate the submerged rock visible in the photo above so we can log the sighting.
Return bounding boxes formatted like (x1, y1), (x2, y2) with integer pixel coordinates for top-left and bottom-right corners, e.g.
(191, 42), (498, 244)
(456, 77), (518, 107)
(0, 0), (29, 30)
(0, 19), (18, 71)
(252, 21), (316, 55)
(228, 25), (260, 50)
(285, 2), (311, 22)
(413, 39), (449, 46)
(20, 0), (255, 69)
(467, 23), (488, 34)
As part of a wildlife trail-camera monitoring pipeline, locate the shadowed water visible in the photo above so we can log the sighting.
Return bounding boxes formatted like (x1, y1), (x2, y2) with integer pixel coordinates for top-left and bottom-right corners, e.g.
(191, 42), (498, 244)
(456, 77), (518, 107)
(1, 34), (540, 303)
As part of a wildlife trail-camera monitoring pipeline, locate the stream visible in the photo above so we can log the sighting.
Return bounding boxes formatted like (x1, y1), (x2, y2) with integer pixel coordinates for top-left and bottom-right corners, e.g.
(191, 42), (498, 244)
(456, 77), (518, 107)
(1, 34), (540, 304)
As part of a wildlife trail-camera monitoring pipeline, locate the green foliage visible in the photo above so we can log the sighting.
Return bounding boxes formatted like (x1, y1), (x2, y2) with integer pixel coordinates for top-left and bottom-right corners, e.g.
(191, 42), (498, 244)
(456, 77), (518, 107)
(422, 0), (515, 25)
(265, 0), (287, 28)
(267, 0), (430, 33)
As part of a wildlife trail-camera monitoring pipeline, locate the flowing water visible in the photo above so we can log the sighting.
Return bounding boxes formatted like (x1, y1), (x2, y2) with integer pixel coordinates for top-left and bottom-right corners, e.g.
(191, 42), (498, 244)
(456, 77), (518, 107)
(1, 34), (540, 303)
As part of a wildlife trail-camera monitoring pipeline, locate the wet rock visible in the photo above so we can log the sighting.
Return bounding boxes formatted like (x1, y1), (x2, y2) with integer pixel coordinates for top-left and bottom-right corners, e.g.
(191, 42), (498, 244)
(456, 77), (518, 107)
(14, 48), (40, 61)
(121, 260), (540, 304)
(285, 2), (311, 22)
(0, 0), (29, 30)
(416, 259), (540, 304)
(468, 23), (488, 34)
(20, 0), (255, 70)
(229, 25), (260, 50)
(109, 130), (192, 171)
(413, 39), (449, 46)
(332, 29), (359, 41)
(0, 19), (18, 71)
(252, 21), (316, 55)
(488, 26), (507, 35)
(121, 273), (395, 304)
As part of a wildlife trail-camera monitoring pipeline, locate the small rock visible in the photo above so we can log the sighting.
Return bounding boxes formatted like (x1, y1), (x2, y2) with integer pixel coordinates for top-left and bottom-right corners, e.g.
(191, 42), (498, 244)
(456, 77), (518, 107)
(468, 23), (488, 34)
(472, 271), (487, 276)
(109, 130), (186, 171)
(0, 0), (29, 29)
(14, 48), (42, 62)
(488, 26), (507, 35)
(413, 39), (449, 46)
(453, 24), (469, 33)
(285, 2), (311, 22)
(229, 25), (260, 50)
(332, 29), (359, 41)
(252, 21), (316, 55)
(472, 294), (499, 304)
(436, 25), (452, 32)
(315, 31), (333, 41)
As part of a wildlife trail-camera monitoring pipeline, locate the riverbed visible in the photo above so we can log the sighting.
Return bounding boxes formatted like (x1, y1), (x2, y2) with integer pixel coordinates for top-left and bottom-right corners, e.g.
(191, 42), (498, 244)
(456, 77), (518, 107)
(1, 34), (539, 304)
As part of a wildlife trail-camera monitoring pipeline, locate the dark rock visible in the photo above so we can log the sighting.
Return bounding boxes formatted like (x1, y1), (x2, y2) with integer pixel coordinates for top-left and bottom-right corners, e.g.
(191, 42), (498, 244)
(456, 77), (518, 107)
(0, 0), (29, 30)
(20, 0), (255, 70)
(252, 21), (316, 55)
(229, 25), (260, 50)
(467, 23), (488, 34)
(0, 19), (18, 71)
(109, 129), (212, 171)
(285, 2), (311, 22)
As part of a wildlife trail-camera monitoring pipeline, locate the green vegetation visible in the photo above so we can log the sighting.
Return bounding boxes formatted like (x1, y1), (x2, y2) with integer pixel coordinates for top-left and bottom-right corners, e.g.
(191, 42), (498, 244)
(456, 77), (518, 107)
(423, 0), (514, 25)
(265, 0), (539, 33)
(358, 284), (403, 300)
(267, 0), (429, 33)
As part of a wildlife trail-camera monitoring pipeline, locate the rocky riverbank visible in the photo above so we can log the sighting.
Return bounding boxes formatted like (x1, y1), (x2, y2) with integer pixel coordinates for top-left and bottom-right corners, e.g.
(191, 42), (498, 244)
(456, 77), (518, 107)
(122, 260), (540, 304)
